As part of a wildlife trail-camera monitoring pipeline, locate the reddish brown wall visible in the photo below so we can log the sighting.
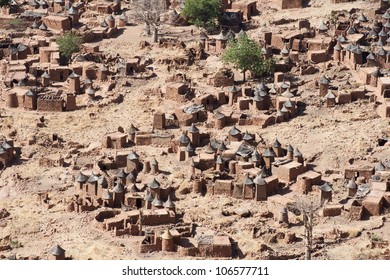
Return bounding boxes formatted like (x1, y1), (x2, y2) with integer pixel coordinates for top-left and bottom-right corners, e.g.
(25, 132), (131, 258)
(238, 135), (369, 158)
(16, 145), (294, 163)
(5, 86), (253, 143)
(42, 17), (71, 31)
(37, 98), (63, 112)
(280, 0), (302, 9)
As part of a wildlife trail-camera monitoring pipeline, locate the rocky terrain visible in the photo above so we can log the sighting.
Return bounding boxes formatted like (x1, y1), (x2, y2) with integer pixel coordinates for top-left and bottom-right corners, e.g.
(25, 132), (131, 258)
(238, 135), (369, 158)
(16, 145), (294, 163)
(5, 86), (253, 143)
(0, 0), (390, 260)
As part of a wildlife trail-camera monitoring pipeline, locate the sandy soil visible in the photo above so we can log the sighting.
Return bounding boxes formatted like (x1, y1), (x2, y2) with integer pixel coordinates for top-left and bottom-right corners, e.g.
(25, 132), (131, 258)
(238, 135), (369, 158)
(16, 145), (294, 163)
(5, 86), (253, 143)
(0, 0), (389, 260)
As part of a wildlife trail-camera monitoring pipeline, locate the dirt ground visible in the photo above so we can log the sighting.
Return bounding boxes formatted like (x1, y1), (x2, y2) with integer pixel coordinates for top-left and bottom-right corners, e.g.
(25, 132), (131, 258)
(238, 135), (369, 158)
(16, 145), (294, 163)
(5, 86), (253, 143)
(0, 0), (390, 260)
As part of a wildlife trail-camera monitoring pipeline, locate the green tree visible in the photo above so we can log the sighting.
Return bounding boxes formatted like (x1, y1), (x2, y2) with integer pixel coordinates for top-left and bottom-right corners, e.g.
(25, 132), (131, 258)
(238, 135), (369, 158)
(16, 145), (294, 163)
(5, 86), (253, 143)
(181, 0), (221, 28)
(56, 32), (82, 59)
(0, 0), (10, 7)
(222, 34), (274, 82)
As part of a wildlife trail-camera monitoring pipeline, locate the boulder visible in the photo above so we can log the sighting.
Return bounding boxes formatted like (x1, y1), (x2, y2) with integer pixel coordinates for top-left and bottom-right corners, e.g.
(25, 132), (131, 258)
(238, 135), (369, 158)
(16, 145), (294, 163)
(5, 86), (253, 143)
(234, 208), (251, 218)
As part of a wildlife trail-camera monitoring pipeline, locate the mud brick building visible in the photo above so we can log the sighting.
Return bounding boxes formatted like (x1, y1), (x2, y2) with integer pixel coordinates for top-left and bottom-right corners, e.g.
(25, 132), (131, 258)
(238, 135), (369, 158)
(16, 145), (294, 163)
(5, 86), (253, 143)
(48, 245), (66, 260)
(39, 155), (65, 168)
(126, 57), (146, 74)
(187, 132), (322, 203)
(139, 227), (232, 258)
(345, 165), (375, 180)
(53, 0), (66, 13)
(89, 0), (121, 14)
(165, 83), (189, 101)
(279, 0), (303, 9)
(207, 69), (234, 87)
(93, 208), (176, 236)
(378, 77), (390, 98)
(230, 1), (257, 20)
(42, 15), (72, 31)
(37, 94), (64, 112)
(0, 140), (15, 169)
(24, 90), (37, 110)
(5, 89), (77, 112)
(134, 132), (174, 147)
(102, 131), (128, 149)
(153, 112), (166, 130)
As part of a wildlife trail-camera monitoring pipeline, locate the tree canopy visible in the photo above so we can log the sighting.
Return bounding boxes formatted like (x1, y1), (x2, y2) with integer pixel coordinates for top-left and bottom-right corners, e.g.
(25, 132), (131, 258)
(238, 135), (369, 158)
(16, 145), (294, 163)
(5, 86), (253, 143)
(56, 32), (83, 59)
(181, 0), (221, 27)
(0, 0), (10, 7)
(222, 34), (274, 81)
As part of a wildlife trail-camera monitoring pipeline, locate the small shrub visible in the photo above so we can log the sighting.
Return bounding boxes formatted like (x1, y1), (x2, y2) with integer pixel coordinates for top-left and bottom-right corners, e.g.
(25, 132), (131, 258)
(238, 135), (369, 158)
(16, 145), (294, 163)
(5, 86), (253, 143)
(10, 240), (21, 248)
(56, 32), (83, 59)
(7, 18), (23, 28)
(370, 233), (383, 242)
